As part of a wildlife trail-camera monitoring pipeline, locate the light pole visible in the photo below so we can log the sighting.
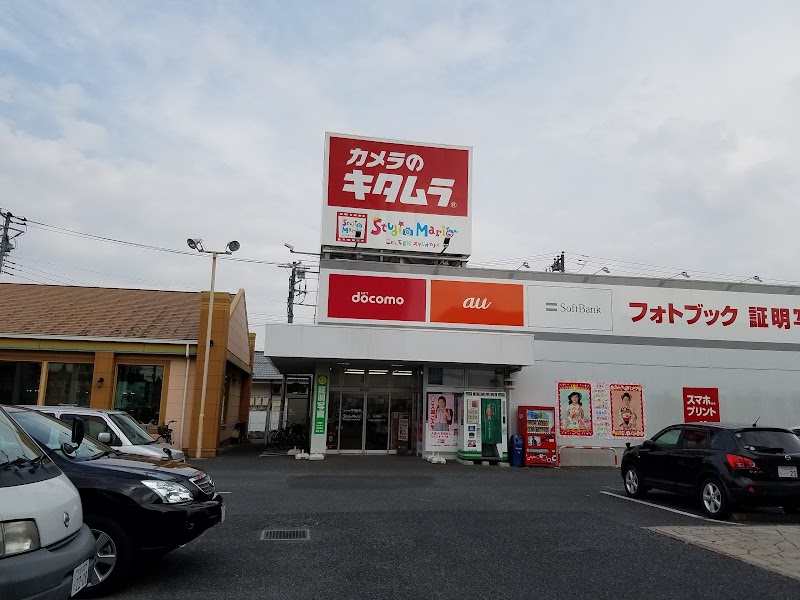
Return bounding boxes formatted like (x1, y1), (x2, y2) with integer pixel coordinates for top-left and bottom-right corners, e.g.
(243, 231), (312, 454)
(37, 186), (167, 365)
(187, 238), (240, 459)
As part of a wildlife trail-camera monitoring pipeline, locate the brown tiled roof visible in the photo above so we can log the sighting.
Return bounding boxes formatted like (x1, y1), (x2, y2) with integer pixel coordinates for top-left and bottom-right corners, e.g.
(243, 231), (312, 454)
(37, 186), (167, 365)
(0, 283), (204, 341)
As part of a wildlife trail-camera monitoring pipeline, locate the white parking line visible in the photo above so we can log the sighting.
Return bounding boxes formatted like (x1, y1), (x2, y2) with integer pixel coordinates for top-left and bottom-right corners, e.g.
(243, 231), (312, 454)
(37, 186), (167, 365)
(600, 491), (740, 525)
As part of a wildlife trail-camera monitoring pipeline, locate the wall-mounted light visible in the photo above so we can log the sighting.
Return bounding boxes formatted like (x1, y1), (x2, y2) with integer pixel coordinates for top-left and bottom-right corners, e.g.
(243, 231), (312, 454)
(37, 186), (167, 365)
(96, 377), (105, 388)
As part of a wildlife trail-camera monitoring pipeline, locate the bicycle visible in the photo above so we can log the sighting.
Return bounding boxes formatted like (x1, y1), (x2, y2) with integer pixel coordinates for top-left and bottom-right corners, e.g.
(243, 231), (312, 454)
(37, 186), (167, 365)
(154, 420), (177, 445)
(266, 422), (307, 449)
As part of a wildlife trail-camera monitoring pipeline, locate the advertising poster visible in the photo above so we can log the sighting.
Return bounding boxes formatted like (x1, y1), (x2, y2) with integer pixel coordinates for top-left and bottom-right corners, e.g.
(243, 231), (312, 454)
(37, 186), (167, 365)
(683, 387), (720, 423)
(592, 381), (612, 438)
(481, 397), (503, 444)
(398, 417), (409, 442)
(428, 393), (457, 448)
(557, 382), (593, 437)
(610, 384), (646, 437)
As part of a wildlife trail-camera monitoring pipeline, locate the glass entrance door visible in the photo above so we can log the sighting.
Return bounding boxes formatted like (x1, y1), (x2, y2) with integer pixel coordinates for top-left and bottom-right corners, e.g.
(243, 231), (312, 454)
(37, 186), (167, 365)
(365, 392), (389, 452)
(339, 392), (365, 452)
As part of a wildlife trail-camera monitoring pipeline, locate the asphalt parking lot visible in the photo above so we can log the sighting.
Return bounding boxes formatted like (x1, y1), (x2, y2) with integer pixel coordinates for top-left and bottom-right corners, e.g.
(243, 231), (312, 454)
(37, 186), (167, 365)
(113, 446), (800, 600)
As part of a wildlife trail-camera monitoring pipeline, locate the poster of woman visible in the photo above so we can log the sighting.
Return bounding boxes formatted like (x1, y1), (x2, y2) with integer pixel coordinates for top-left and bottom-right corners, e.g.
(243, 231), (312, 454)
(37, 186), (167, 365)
(610, 384), (645, 437)
(428, 393), (456, 448)
(557, 382), (593, 437)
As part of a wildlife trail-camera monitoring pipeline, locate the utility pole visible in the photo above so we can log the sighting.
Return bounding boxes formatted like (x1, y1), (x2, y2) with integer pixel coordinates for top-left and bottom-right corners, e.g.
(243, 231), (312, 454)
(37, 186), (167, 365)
(0, 209), (26, 280)
(283, 261), (307, 323)
(550, 251), (565, 273)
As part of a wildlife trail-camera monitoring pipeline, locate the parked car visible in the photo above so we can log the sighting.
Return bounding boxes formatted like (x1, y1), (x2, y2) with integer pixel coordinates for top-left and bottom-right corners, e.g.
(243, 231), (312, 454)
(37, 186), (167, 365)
(20, 406), (185, 462)
(4, 406), (224, 596)
(621, 422), (800, 519)
(0, 404), (95, 600)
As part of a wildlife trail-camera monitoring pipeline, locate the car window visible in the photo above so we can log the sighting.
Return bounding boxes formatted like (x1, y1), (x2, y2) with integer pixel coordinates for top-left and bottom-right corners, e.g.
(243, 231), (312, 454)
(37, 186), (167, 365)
(653, 428), (682, 449)
(735, 429), (800, 454)
(0, 408), (43, 464)
(681, 428), (709, 450)
(109, 413), (155, 445)
(63, 414), (121, 446)
(10, 409), (109, 460)
(710, 429), (732, 451)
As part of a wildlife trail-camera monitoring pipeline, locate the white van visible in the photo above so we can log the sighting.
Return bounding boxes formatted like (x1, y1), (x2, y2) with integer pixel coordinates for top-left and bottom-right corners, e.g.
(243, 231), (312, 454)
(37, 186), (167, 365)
(23, 406), (185, 463)
(0, 405), (95, 600)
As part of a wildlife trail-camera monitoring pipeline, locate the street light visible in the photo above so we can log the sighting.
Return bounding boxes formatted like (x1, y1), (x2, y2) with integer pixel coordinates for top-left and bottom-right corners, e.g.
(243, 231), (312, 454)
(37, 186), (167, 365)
(516, 262), (530, 271)
(593, 267), (610, 275)
(187, 238), (240, 459)
(668, 271), (690, 279)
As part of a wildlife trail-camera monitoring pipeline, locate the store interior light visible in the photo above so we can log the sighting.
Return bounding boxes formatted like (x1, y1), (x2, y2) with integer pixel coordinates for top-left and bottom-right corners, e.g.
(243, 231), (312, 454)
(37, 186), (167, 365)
(392, 370), (412, 376)
(344, 369), (365, 375)
(368, 370), (389, 375)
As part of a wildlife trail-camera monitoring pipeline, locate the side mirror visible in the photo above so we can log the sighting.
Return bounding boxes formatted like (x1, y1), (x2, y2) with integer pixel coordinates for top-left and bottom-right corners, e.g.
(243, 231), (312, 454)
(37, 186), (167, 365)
(71, 418), (85, 447)
(97, 432), (112, 444)
(643, 439), (656, 449)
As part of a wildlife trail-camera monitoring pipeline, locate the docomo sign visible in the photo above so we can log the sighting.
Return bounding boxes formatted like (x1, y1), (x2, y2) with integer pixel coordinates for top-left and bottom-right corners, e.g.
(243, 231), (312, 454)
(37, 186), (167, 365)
(327, 274), (426, 322)
(326, 133), (470, 217)
(351, 291), (405, 306)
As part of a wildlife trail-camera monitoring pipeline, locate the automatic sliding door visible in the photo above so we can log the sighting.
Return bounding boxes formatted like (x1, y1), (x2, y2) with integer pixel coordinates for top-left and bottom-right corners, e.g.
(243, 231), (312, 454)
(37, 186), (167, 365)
(365, 392), (389, 452)
(339, 392), (365, 451)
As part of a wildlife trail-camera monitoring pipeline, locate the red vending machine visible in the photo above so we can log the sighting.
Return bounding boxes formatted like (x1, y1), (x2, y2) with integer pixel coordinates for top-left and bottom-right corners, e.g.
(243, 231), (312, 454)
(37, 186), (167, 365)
(518, 406), (558, 467)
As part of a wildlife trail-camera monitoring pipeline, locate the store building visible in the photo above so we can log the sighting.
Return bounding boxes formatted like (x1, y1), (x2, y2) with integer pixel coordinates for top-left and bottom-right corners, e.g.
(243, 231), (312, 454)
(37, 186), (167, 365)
(264, 132), (800, 465)
(0, 283), (255, 456)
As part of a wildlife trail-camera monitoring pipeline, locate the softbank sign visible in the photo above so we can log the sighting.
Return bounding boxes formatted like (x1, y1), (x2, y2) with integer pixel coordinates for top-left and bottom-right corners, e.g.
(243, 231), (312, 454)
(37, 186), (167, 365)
(327, 274), (426, 322)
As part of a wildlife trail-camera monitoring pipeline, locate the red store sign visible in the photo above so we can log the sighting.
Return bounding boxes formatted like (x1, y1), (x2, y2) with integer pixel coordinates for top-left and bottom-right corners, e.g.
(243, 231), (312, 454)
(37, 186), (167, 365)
(326, 274), (427, 322)
(682, 387), (720, 423)
(326, 134), (470, 217)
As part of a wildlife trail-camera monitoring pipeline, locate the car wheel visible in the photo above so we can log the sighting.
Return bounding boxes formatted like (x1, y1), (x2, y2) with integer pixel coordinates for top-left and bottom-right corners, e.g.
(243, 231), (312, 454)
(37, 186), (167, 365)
(623, 465), (647, 498)
(80, 515), (134, 597)
(700, 477), (732, 520)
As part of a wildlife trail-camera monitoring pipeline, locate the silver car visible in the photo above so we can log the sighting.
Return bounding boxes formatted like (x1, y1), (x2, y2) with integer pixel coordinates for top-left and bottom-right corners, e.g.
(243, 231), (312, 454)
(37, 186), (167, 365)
(21, 406), (186, 462)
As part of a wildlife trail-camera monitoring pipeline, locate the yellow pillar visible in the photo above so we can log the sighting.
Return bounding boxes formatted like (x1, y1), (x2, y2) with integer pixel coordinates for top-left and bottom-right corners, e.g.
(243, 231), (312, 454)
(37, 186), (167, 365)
(90, 352), (115, 409)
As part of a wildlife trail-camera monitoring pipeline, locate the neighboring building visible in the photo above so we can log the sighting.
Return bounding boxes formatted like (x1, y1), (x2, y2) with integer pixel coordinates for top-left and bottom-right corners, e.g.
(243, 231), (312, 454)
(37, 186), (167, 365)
(248, 351), (311, 439)
(0, 283), (255, 457)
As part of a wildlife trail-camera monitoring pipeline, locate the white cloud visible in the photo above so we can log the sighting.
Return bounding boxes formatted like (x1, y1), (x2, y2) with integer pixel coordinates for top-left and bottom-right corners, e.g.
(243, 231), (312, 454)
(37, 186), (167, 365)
(2, 1), (800, 347)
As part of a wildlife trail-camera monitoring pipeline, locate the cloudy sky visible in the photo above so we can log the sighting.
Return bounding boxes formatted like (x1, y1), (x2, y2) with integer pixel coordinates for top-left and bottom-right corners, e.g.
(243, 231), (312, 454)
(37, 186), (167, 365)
(2, 1), (800, 348)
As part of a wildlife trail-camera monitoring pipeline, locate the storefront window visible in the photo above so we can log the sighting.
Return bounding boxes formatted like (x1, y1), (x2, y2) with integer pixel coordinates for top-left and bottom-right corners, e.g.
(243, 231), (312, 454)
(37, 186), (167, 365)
(114, 365), (164, 425)
(342, 368), (365, 387)
(391, 369), (415, 388)
(428, 367), (464, 387)
(0, 361), (42, 405)
(367, 369), (390, 387)
(45, 363), (93, 407)
(467, 369), (503, 388)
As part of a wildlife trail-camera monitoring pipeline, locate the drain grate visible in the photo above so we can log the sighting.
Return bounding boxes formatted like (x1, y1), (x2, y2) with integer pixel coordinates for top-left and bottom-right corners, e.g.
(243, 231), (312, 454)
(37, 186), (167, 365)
(260, 528), (311, 541)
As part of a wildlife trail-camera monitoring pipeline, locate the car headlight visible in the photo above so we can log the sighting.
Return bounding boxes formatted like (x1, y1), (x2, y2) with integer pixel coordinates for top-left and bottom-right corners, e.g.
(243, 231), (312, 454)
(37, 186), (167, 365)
(0, 520), (41, 557)
(142, 480), (194, 504)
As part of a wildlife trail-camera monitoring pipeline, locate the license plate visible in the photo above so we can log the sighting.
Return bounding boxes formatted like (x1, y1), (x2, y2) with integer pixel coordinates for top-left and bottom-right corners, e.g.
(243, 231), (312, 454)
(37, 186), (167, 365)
(220, 503), (226, 523)
(71, 559), (90, 597)
(778, 466), (798, 478)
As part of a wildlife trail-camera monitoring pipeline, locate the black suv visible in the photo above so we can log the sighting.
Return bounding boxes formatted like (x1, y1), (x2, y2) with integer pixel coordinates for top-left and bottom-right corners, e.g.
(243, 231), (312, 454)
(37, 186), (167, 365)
(621, 423), (800, 519)
(5, 406), (224, 596)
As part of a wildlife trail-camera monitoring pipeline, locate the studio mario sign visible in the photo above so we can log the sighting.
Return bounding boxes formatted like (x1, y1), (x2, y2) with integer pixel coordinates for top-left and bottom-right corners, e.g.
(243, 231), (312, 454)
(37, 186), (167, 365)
(322, 133), (472, 255)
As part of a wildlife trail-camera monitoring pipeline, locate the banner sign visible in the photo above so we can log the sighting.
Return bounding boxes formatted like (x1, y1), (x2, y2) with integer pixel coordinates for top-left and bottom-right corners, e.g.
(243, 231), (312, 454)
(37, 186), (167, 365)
(322, 133), (472, 255)
(683, 387), (720, 423)
(326, 273), (427, 322)
(313, 375), (328, 436)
